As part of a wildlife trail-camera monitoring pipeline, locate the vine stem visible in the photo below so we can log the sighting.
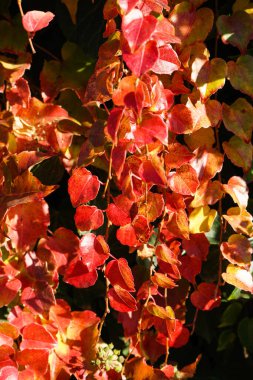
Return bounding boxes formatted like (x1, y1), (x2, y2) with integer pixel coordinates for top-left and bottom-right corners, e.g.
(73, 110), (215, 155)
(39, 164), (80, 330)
(17, 0), (36, 54)
(97, 276), (110, 339)
(97, 184), (111, 341)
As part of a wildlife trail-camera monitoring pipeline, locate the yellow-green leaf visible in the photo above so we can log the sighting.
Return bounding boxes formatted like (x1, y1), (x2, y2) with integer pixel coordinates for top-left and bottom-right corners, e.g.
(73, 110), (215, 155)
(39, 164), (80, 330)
(195, 58), (227, 100)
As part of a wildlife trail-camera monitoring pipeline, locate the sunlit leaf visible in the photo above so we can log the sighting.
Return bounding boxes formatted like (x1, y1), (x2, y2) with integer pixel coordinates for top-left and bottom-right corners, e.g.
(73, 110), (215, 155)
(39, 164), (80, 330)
(220, 234), (252, 267)
(222, 264), (253, 293)
(189, 206), (217, 234)
(22, 11), (54, 33)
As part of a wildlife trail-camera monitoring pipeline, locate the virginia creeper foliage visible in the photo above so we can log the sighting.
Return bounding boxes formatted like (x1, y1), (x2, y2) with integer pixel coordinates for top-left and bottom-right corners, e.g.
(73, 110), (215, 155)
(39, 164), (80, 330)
(0, 0), (252, 379)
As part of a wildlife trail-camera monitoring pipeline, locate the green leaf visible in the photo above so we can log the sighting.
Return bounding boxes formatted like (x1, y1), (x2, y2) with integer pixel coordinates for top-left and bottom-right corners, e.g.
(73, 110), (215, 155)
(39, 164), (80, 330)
(217, 330), (236, 351)
(223, 136), (252, 172)
(217, 11), (253, 53)
(219, 302), (243, 328)
(0, 16), (27, 53)
(222, 98), (253, 143)
(238, 318), (253, 353)
(228, 55), (253, 98)
(32, 157), (65, 185)
(40, 42), (95, 101)
(205, 215), (220, 245)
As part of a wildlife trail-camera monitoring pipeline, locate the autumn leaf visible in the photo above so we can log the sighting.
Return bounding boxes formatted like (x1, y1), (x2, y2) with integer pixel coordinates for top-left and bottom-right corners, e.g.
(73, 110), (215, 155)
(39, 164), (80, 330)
(222, 264), (253, 293)
(217, 11), (253, 53)
(220, 234), (252, 268)
(123, 40), (159, 77)
(227, 55), (253, 98)
(222, 98), (253, 143)
(122, 9), (157, 52)
(22, 11), (55, 33)
(68, 167), (100, 207)
(223, 136), (252, 172)
(190, 283), (221, 310)
(105, 258), (135, 292)
(74, 205), (104, 231)
(189, 205), (217, 234)
(108, 285), (137, 312)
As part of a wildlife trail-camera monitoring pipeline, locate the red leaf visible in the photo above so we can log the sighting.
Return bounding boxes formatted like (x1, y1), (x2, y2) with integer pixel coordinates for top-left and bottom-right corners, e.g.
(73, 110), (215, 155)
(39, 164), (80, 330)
(17, 348), (49, 374)
(152, 45), (180, 75)
(180, 255), (201, 284)
(123, 40), (159, 77)
(20, 323), (56, 350)
(117, 215), (151, 246)
(74, 205), (104, 231)
(182, 233), (209, 261)
(190, 283), (221, 311)
(22, 11), (55, 33)
(107, 108), (124, 143)
(108, 285), (137, 312)
(4, 200), (50, 252)
(0, 366), (19, 380)
(79, 233), (109, 271)
(106, 195), (134, 226)
(0, 277), (22, 308)
(68, 167), (100, 207)
(64, 258), (98, 288)
(21, 283), (56, 314)
(122, 9), (157, 52)
(139, 157), (167, 185)
(105, 258), (135, 292)
(167, 164), (199, 195)
(134, 114), (168, 145)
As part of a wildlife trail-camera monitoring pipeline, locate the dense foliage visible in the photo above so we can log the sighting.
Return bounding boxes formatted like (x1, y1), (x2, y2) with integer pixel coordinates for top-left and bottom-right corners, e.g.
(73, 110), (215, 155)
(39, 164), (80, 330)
(0, 0), (253, 379)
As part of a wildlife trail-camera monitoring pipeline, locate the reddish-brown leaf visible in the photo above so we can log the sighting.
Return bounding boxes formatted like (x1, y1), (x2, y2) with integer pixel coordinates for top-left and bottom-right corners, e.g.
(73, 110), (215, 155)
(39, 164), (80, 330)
(190, 283), (221, 311)
(68, 167), (100, 207)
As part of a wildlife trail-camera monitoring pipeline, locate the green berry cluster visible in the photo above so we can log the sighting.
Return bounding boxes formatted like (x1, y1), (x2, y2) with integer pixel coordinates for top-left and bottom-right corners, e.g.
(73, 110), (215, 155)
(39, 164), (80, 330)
(93, 343), (125, 373)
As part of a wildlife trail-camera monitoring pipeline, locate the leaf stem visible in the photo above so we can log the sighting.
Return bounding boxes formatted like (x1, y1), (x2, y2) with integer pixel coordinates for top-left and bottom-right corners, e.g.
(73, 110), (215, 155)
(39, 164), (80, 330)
(17, 0), (36, 54)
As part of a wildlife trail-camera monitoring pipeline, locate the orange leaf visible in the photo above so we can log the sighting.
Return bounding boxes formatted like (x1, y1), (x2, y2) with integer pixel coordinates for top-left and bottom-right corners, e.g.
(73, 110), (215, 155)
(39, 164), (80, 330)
(221, 234), (252, 268)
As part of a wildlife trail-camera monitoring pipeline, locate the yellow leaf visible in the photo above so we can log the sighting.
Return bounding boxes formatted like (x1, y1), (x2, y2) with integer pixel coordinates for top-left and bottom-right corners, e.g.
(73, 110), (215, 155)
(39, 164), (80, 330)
(222, 264), (253, 293)
(61, 0), (78, 24)
(189, 206), (217, 233)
